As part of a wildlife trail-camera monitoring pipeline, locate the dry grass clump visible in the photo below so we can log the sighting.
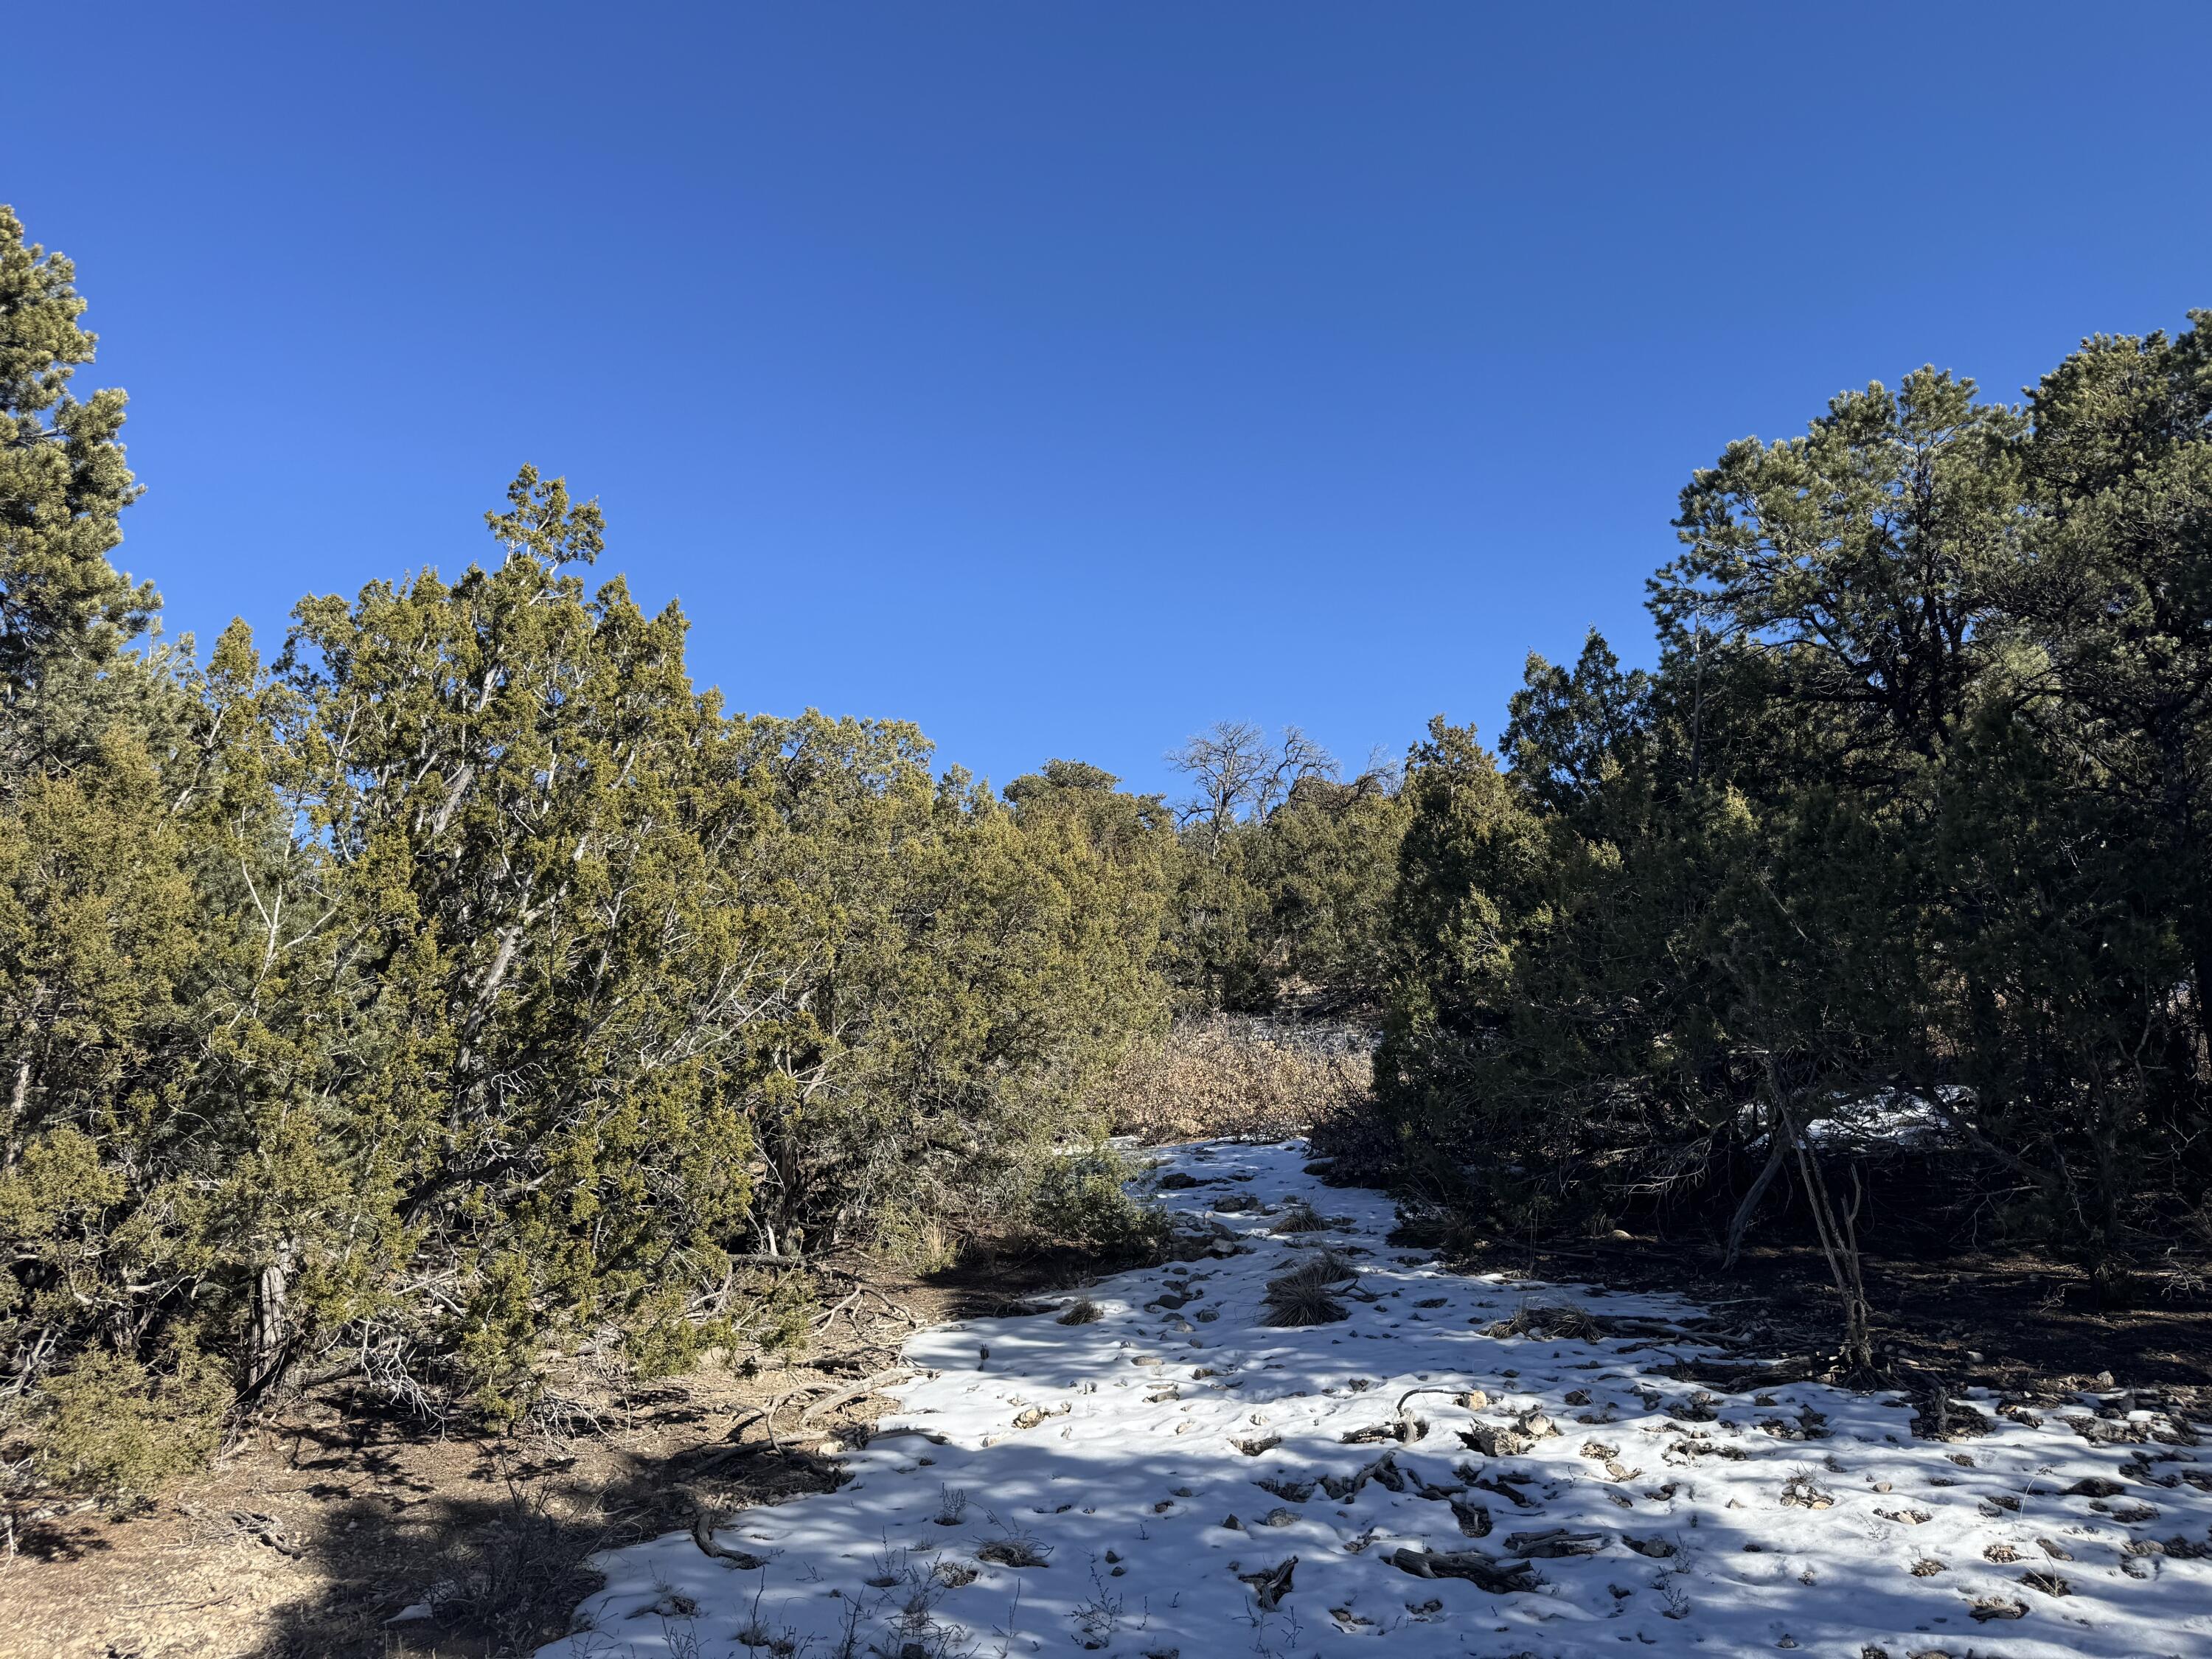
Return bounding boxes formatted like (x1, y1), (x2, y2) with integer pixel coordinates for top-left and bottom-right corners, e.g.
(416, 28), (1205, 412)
(1270, 1248), (1359, 1288)
(1262, 1250), (1359, 1327)
(1262, 1281), (1348, 1326)
(1269, 1199), (1329, 1234)
(1482, 1302), (1602, 1341)
(1099, 1015), (1373, 1144)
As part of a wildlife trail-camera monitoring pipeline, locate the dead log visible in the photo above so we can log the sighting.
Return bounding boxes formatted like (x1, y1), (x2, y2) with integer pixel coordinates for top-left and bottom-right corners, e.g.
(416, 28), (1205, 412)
(1388, 1547), (1539, 1593)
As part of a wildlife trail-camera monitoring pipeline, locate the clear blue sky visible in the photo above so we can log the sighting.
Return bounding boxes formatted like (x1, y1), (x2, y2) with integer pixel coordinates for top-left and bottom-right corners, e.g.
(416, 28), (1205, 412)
(9, 4), (2210, 798)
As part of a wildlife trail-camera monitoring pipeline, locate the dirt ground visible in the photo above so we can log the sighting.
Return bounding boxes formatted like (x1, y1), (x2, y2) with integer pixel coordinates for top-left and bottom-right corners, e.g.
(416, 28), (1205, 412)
(13, 1125), (2209, 1658)
(0, 1040), (1322, 1659)
(0, 1251), (1082, 1659)
(1397, 1217), (2212, 1420)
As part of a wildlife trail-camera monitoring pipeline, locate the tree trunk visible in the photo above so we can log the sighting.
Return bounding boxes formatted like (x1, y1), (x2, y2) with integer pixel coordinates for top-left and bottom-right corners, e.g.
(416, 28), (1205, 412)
(1722, 1126), (1789, 1269)
(243, 1249), (296, 1404)
(1767, 1071), (1878, 1377)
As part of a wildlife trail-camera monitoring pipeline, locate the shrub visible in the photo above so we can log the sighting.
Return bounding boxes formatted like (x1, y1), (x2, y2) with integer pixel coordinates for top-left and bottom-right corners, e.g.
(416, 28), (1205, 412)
(1023, 1142), (1167, 1258)
(1099, 1015), (1372, 1145)
(32, 1346), (229, 1498)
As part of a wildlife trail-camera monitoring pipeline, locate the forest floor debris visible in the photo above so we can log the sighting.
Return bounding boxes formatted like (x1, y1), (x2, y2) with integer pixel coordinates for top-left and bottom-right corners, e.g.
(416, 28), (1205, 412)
(0, 1256), (1037, 1659)
(536, 1141), (2212, 1658)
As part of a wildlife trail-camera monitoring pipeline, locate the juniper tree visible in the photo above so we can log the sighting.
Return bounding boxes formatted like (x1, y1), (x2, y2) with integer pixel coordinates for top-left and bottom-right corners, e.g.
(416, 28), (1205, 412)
(280, 470), (761, 1416)
(0, 215), (1189, 1486)
(1377, 335), (2212, 1310)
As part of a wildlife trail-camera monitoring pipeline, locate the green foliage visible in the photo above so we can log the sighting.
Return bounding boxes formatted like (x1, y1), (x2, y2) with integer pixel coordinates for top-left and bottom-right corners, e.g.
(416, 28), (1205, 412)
(0, 208), (1178, 1489)
(0, 204), (153, 702)
(1164, 722), (1408, 1015)
(1378, 322), (2212, 1290)
(1026, 1141), (1168, 1258)
(12, 194), (2206, 1495)
(32, 1343), (229, 1498)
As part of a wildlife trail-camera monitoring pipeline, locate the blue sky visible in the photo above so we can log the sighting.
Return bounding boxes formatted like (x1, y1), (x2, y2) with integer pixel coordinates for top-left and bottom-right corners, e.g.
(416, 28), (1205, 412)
(9, 4), (2211, 799)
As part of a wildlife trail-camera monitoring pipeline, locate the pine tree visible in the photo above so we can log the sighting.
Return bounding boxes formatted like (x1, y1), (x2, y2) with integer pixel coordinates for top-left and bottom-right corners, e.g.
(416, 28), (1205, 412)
(0, 206), (153, 697)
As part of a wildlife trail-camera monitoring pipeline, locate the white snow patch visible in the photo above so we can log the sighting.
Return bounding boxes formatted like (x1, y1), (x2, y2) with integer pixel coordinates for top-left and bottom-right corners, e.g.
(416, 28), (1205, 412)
(540, 1140), (2212, 1658)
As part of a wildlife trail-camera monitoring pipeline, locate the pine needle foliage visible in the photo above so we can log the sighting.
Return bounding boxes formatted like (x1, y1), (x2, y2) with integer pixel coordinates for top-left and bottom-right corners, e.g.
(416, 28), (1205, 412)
(1375, 327), (2212, 1306)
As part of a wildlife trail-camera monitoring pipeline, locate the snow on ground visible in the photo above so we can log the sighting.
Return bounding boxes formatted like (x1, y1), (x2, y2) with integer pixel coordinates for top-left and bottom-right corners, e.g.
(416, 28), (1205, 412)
(542, 1140), (2212, 1658)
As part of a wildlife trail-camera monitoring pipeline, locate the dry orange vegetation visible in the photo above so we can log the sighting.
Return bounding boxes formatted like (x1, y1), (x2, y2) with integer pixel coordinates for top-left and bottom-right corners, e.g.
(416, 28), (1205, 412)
(1099, 1015), (1373, 1145)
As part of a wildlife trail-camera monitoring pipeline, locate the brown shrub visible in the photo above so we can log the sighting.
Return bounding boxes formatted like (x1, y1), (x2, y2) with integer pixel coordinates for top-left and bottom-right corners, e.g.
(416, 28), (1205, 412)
(1098, 1015), (1373, 1144)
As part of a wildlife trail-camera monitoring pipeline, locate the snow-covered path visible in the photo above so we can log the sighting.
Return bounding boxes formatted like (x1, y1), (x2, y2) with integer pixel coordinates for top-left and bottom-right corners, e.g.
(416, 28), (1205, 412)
(545, 1141), (2212, 1658)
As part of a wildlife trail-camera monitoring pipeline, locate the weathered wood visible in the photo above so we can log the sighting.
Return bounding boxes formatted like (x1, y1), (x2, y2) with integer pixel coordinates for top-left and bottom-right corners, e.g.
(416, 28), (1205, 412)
(1388, 1547), (1539, 1593)
(1504, 1527), (1607, 1558)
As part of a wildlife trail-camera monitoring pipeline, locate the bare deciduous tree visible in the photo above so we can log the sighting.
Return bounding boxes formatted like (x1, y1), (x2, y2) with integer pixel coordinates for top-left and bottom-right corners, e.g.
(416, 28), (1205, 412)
(1167, 721), (1336, 853)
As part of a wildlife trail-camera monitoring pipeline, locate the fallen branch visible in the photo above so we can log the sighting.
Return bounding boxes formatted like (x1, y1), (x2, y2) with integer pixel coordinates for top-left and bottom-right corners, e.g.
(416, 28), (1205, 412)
(796, 1366), (913, 1428)
(1388, 1546), (1539, 1593)
(679, 1489), (774, 1571)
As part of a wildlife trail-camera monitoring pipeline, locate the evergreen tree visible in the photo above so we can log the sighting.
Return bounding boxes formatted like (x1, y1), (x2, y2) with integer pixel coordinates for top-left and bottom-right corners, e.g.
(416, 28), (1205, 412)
(0, 206), (153, 700)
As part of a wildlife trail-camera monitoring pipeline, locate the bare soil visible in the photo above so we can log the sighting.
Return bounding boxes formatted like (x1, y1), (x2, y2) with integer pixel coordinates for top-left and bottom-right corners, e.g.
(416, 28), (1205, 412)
(0, 1251), (1084, 1659)
(1396, 1220), (2212, 1416)
(16, 1112), (2207, 1658)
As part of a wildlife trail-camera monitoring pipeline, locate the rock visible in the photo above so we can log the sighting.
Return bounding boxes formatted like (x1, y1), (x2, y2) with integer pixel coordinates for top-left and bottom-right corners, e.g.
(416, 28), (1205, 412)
(2063, 1475), (2127, 1496)
(1460, 1421), (1534, 1458)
